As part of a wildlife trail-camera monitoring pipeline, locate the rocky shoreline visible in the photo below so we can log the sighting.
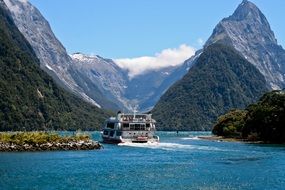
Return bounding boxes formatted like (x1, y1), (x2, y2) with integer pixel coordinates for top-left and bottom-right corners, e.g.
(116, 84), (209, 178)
(0, 140), (102, 152)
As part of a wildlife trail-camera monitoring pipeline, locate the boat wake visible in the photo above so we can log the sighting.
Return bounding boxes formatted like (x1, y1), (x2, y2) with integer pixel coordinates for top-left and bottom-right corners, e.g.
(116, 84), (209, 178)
(118, 142), (223, 152)
(180, 136), (200, 140)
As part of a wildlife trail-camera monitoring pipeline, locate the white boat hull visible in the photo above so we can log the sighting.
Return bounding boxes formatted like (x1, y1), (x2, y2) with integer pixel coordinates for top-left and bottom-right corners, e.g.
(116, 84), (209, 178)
(102, 135), (159, 144)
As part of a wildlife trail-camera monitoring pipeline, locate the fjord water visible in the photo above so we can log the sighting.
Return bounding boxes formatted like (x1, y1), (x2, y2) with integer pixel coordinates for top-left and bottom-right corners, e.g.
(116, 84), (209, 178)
(1, 132), (285, 190)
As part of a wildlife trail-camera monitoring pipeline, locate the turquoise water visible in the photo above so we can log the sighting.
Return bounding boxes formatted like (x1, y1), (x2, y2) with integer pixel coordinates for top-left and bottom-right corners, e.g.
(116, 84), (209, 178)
(1, 131), (285, 190)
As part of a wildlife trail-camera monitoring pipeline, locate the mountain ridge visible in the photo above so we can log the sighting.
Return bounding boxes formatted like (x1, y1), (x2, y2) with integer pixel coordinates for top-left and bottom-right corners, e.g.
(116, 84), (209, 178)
(205, 0), (285, 89)
(152, 43), (268, 130)
(4, 0), (191, 112)
(2, 0), (120, 109)
(0, 0), (111, 131)
(152, 0), (285, 130)
(4, 0), (285, 115)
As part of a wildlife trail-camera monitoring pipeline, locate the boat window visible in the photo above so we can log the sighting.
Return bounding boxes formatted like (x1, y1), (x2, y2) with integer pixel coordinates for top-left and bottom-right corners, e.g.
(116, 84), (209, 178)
(107, 122), (115, 129)
(123, 123), (129, 128)
(129, 123), (147, 130)
(140, 124), (146, 130)
(110, 131), (114, 137)
(130, 124), (135, 130)
(135, 124), (140, 130)
(103, 130), (109, 135)
(146, 123), (150, 128)
(116, 131), (122, 136)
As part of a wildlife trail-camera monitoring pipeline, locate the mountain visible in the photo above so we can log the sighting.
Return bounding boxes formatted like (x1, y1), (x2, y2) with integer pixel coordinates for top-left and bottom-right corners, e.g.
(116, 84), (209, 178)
(70, 53), (185, 111)
(2, 0), (121, 110)
(70, 53), (128, 110)
(150, 50), (202, 109)
(124, 65), (182, 111)
(4, 0), (188, 112)
(174, 0), (285, 92)
(153, 0), (285, 130)
(0, 0), (110, 131)
(7, 0), (282, 115)
(205, 0), (285, 89)
(171, 0), (285, 93)
(152, 44), (268, 130)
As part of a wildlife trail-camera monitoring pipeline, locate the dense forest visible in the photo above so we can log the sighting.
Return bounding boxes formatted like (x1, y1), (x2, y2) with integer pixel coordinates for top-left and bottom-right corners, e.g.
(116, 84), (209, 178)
(0, 3), (111, 131)
(153, 43), (268, 131)
(213, 90), (285, 143)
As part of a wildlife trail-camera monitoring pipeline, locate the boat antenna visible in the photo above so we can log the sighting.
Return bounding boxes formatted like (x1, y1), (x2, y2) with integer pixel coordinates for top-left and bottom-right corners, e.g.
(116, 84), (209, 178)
(133, 105), (138, 118)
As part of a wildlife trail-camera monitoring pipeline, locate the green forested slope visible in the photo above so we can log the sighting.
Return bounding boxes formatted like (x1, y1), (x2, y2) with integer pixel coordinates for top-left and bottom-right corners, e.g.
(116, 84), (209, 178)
(152, 44), (268, 130)
(0, 2), (110, 131)
(213, 90), (285, 143)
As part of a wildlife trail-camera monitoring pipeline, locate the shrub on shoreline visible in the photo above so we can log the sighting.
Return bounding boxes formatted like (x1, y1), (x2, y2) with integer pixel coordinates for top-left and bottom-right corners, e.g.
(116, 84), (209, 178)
(212, 90), (285, 143)
(0, 131), (91, 145)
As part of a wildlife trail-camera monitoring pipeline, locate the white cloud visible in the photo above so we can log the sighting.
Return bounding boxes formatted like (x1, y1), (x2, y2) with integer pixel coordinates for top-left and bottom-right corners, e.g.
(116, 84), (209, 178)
(115, 44), (195, 79)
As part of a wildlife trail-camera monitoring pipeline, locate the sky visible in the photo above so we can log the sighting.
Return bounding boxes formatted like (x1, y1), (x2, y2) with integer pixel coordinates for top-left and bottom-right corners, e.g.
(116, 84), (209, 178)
(28, 0), (285, 76)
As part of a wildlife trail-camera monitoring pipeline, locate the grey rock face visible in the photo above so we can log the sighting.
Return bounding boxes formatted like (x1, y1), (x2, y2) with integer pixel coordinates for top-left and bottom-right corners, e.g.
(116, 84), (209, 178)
(205, 0), (285, 89)
(3, 0), (116, 108)
(168, 0), (285, 93)
(70, 53), (129, 110)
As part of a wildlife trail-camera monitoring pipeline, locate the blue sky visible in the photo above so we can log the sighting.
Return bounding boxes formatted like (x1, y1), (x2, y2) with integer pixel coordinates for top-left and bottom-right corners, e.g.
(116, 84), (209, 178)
(29, 0), (285, 59)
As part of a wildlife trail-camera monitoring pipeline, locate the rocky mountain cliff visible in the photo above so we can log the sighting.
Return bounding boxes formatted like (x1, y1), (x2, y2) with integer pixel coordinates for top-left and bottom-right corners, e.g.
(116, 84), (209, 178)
(2, 0), (118, 109)
(0, 0), (110, 131)
(70, 53), (128, 110)
(205, 0), (285, 89)
(152, 44), (268, 130)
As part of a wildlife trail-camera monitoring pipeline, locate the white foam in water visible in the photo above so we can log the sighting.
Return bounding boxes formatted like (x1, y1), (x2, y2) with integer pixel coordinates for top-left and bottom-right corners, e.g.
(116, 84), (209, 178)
(118, 142), (159, 148)
(118, 142), (223, 152)
(181, 136), (200, 140)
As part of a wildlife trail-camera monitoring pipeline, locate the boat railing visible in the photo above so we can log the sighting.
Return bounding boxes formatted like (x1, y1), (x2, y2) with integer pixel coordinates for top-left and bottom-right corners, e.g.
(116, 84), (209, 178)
(120, 118), (151, 122)
(118, 114), (152, 122)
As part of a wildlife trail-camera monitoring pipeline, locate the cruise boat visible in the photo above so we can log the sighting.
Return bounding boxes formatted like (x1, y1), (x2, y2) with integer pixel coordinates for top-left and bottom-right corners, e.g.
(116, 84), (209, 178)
(101, 112), (159, 144)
